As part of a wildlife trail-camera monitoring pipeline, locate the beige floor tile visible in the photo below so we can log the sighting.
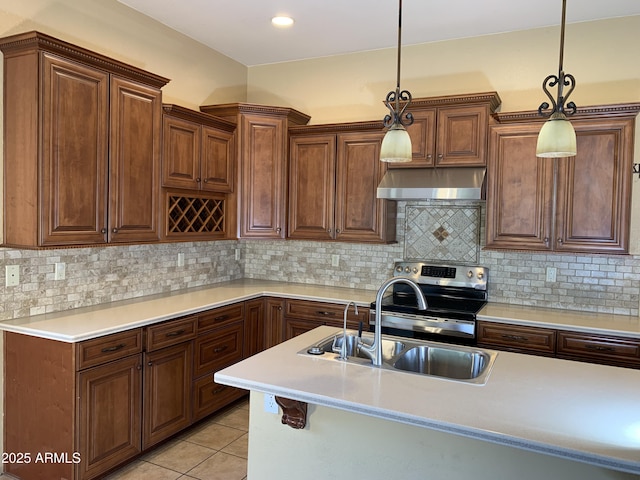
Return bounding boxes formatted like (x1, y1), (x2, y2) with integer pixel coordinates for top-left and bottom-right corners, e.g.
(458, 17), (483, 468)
(144, 438), (216, 473)
(213, 407), (250, 430)
(221, 433), (248, 458)
(186, 452), (247, 480)
(185, 422), (245, 450)
(103, 459), (182, 480)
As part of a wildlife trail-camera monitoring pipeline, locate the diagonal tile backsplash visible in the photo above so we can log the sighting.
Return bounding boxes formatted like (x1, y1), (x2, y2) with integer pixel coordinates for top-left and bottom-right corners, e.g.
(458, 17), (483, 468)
(404, 203), (481, 263)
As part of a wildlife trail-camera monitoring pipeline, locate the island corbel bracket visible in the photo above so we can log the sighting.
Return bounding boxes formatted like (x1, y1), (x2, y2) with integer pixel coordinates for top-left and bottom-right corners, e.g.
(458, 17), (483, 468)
(275, 396), (308, 429)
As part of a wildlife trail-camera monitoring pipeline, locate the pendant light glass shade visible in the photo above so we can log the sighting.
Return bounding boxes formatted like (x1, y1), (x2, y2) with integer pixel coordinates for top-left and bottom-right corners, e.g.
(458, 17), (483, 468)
(536, 0), (577, 158)
(380, 124), (412, 163)
(380, 0), (414, 163)
(536, 112), (577, 158)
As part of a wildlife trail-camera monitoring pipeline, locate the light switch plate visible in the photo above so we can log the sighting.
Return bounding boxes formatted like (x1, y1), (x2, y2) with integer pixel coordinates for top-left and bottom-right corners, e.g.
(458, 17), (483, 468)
(5, 265), (19, 287)
(54, 262), (66, 280)
(264, 393), (278, 414)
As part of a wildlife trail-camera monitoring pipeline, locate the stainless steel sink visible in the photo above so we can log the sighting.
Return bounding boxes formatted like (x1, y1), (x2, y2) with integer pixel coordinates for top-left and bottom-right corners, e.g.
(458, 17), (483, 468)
(393, 345), (491, 380)
(300, 330), (497, 385)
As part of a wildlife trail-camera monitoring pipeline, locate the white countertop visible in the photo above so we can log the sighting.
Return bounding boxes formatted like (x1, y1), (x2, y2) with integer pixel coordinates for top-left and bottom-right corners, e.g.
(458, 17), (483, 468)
(215, 325), (640, 475)
(1, 278), (639, 343)
(0, 280), (375, 342)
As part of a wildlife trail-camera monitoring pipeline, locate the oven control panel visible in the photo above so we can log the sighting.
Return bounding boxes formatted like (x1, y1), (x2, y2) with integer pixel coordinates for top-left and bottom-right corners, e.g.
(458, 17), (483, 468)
(393, 262), (487, 290)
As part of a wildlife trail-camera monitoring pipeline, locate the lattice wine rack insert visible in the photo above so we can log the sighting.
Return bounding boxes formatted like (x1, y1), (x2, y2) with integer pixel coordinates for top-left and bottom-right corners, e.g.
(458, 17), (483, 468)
(167, 194), (225, 236)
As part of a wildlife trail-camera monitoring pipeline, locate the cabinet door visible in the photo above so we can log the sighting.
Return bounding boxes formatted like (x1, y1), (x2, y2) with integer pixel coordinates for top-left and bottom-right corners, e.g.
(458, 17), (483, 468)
(143, 342), (192, 449)
(201, 125), (235, 192)
(485, 124), (554, 250)
(554, 120), (632, 254)
(288, 134), (336, 240)
(109, 76), (162, 243)
(77, 354), (142, 480)
(240, 114), (287, 238)
(391, 107), (437, 168)
(335, 131), (391, 242)
(265, 298), (285, 348)
(41, 53), (109, 245)
(162, 115), (201, 190)
(436, 105), (488, 166)
(244, 298), (266, 358)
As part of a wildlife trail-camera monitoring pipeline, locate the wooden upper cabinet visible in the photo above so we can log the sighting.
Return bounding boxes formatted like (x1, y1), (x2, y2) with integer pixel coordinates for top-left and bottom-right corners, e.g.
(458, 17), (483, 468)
(486, 104), (640, 254)
(288, 123), (395, 243)
(391, 92), (501, 168)
(0, 31), (169, 248)
(162, 104), (236, 193)
(200, 103), (311, 239)
(109, 76), (163, 244)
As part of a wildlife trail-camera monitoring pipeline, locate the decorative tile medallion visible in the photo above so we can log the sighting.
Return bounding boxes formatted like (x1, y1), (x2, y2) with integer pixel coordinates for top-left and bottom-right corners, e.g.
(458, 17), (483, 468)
(404, 204), (481, 263)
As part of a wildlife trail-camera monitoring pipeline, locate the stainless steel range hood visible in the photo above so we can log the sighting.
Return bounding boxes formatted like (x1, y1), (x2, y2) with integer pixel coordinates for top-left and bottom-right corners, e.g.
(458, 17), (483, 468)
(377, 167), (486, 200)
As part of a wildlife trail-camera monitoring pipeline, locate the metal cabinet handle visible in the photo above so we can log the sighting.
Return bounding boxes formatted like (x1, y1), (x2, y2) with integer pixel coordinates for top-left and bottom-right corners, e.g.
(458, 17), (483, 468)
(543, 237), (549, 246)
(276, 227), (282, 233)
(147, 361), (153, 367)
(196, 177), (201, 182)
(112, 228), (118, 233)
(213, 345), (228, 354)
(101, 343), (126, 353)
(212, 386), (225, 395)
(316, 311), (335, 316)
(100, 228), (107, 234)
(557, 238), (564, 245)
(501, 334), (529, 342)
(214, 315), (229, 322)
(585, 344), (615, 352)
(203, 178), (209, 183)
(165, 329), (186, 337)
(336, 229), (341, 234)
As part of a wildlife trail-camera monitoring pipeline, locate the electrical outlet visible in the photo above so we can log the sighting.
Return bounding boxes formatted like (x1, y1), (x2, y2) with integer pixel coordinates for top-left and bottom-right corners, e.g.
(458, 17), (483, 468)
(54, 262), (66, 280)
(331, 254), (340, 267)
(546, 267), (557, 282)
(177, 252), (185, 267)
(264, 393), (279, 414)
(5, 265), (19, 287)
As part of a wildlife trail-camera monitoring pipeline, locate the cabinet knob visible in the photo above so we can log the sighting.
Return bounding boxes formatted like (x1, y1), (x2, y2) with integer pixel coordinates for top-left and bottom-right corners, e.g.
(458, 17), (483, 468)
(276, 227), (282, 233)
(203, 178), (209, 183)
(438, 154), (444, 159)
(544, 237), (549, 246)
(100, 228), (107, 234)
(427, 154), (433, 159)
(557, 238), (564, 245)
(112, 228), (118, 233)
(147, 361), (152, 367)
(335, 229), (340, 234)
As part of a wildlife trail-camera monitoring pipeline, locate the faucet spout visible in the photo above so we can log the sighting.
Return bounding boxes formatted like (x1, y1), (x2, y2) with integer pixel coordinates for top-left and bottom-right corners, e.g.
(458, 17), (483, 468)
(338, 301), (358, 360)
(359, 277), (428, 366)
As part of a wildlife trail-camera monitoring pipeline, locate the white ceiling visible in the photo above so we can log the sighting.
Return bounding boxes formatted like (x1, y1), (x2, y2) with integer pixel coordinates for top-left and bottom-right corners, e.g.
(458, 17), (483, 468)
(118, 0), (640, 66)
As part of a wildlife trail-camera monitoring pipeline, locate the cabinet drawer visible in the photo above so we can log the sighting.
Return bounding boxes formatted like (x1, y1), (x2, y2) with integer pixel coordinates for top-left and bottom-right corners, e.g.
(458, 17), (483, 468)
(557, 331), (640, 366)
(192, 374), (245, 422)
(198, 303), (244, 332)
(77, 328), (143, 370)
(146, 316), (197, 352)
(477, 321), (556, 354)
(285, 299), (369, 324)
(194, 322), (244, 377)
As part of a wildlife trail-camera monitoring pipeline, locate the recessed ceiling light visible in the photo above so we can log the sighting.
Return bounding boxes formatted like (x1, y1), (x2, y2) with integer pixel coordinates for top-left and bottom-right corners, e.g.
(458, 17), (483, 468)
(272, 16), (294, 27)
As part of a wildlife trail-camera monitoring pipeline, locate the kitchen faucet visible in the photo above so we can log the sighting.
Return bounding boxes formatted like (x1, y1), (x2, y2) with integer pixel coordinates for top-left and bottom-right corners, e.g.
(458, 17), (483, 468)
(359, 277), (428, 366)
(337, 301), (359, 360)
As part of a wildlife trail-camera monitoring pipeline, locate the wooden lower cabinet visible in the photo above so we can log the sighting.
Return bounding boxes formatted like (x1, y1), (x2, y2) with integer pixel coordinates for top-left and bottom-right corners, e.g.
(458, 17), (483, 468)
(3, 305), (250, 480)
(143, 342), (193, 449)
(477, 321), (556, 356)
(557, 330), (640, 368)
(244, 298), (266, 358)
(77, 355), (143, 480)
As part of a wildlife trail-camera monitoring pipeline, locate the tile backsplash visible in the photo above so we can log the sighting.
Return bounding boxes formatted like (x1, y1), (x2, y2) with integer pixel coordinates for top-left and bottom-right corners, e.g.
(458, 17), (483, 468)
(1, 201), (639, 320)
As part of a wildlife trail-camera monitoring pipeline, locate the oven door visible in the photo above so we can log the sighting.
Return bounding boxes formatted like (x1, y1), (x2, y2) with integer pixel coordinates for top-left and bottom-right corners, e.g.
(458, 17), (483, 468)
(370, 311), (477, 346)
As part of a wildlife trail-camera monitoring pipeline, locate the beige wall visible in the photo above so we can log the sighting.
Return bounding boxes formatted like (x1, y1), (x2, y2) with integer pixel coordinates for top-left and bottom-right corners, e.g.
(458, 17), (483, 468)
(0, 0), (248, 109)
(247, 16), (640, 122)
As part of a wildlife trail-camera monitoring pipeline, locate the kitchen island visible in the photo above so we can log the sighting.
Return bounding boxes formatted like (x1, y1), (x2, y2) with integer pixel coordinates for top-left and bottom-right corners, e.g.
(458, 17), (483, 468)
(215, 326), (640, 480)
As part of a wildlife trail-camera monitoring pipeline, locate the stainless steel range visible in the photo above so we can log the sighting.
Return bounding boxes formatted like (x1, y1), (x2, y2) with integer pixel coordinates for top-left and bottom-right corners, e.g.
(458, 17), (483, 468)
(370, 261), (488, 345)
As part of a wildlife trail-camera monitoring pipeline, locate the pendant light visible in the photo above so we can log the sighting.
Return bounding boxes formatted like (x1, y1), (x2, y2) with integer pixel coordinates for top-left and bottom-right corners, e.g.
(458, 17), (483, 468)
(380, 0), (414, 163)
(536, 0), (577, 158)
